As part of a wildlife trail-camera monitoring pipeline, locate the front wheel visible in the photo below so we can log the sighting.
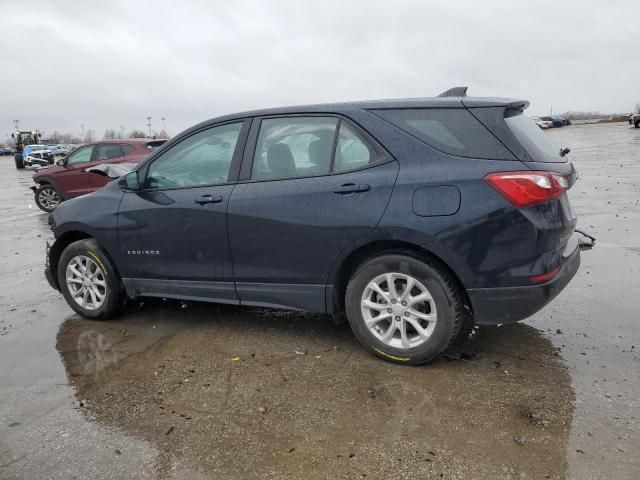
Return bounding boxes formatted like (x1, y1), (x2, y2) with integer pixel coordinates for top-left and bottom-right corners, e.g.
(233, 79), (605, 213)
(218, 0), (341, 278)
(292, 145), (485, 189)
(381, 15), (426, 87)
(345, 253), (464, 365)
(35, 184), (60, 212)
(635, 121), (639, 128)
(58, 239), (126, 320)
(14, 153), (24, 169)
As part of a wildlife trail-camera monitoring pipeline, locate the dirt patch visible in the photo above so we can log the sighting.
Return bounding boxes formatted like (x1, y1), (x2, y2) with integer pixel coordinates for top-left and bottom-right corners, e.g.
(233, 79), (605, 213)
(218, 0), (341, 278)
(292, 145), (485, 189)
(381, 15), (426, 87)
(56, 301), (573, 479)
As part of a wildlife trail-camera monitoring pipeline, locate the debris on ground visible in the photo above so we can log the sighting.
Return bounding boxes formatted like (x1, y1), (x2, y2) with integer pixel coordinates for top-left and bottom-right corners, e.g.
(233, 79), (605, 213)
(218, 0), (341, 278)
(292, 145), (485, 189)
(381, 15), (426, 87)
(294, 346), (307, 355)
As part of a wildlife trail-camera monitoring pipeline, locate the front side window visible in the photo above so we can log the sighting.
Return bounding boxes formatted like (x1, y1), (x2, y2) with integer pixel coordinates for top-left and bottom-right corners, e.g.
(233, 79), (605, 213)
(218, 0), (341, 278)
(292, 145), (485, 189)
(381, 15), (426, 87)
(97, 144), (124, 161)
(146, 122), (243, 189)
(252, 117), (338, 181)
(66, 145), (95, 165)
(333, 122), (373, 172)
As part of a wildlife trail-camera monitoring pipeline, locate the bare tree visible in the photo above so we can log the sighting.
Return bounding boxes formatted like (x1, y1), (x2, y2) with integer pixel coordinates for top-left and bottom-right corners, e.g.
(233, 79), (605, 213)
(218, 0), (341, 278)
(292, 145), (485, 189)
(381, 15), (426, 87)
(84, 129), (95, 143)
(157, 129), (170, 139)
(103, 128), (118, 139)
(127, 129), (147, 138)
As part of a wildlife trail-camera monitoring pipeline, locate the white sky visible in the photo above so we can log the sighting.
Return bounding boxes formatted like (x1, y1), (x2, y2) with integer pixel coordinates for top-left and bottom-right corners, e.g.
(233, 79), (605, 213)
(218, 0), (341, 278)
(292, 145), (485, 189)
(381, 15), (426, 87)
(1, 0), (639, 140)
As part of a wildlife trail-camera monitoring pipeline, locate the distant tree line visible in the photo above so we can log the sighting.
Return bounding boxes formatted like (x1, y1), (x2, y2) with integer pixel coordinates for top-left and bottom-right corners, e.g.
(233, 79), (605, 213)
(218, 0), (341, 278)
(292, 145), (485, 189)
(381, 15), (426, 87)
(560, 111), (631, 120)
(103, 128), (170, 140)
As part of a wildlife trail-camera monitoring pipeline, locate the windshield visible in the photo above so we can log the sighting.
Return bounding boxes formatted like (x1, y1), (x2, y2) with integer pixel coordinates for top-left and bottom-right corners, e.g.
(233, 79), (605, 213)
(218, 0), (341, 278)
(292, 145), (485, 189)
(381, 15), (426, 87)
(504, 111), (563, 162)
(17, 133), (36, 145)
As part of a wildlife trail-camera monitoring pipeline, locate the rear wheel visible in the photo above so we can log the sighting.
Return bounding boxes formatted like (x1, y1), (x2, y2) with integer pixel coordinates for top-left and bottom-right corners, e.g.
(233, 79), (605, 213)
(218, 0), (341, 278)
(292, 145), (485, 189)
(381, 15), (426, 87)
(58, 239), (126, 320)
(345, 253), (463, 364)
(35, 184), (60, 212)
(14, 153), (24, 169)
(635, 120), (639, 128)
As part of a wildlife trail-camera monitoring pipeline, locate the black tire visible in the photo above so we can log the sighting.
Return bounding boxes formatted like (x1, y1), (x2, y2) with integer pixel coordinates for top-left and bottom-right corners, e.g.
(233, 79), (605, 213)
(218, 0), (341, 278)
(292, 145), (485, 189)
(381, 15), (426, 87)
(635, 121), (639, 129)
(34, 184), (61, 212)
(345, 253), (464, 365)
(58, 239), (126, 320)
(14, 153), (24, 169)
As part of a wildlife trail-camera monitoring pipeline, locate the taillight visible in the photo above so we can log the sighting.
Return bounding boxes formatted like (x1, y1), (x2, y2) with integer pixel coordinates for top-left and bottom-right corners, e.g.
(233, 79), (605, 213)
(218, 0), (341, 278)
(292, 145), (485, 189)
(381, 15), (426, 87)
(484, 171), (569, 208)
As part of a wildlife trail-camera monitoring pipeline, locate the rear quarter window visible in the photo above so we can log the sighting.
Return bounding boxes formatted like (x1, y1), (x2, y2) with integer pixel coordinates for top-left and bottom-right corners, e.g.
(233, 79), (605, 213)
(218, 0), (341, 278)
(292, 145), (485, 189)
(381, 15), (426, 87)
(504, 111), (563, 162)
(372, 108), (514, 160)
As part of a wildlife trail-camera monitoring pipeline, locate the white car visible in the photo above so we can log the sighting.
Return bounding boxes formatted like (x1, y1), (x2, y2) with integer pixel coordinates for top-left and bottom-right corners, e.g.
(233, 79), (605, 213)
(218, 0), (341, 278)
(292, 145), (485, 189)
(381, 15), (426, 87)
(24, 149), (55, 167)
(532, 117), (553, 129)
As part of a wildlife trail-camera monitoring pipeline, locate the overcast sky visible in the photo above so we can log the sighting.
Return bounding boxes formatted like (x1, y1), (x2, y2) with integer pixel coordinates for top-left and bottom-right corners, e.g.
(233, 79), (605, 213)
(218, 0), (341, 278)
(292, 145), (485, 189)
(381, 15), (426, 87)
(2, 0), (639, 141)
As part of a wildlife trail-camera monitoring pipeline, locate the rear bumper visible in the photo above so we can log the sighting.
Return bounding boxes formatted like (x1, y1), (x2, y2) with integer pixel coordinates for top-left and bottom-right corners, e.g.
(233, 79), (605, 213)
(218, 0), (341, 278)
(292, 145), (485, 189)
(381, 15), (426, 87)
(467, 242), (580, 325)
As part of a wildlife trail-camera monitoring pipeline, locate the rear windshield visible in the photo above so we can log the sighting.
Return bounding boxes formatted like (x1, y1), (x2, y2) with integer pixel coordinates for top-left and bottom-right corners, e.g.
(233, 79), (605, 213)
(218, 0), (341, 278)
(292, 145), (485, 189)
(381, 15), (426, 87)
(504, 111), (563, 162)
(373, 108), (514, 160)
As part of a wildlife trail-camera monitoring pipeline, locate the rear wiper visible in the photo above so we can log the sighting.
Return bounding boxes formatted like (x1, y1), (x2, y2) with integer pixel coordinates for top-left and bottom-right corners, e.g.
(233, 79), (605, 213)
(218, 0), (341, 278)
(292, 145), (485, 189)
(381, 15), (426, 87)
(560, 147), (571, 157)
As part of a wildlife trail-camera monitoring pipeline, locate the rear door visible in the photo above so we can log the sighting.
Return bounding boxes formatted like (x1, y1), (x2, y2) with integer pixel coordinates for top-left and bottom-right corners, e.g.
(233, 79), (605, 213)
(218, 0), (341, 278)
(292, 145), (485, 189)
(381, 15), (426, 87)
(227, 116), (398, 311)
(54, 144), (96, 198)
(88, 143), (127, 190)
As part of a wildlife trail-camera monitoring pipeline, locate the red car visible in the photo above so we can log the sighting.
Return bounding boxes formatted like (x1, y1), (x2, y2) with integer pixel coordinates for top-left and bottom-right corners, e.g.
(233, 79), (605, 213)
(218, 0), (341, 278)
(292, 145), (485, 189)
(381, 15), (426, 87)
(31, 139), (165, 212)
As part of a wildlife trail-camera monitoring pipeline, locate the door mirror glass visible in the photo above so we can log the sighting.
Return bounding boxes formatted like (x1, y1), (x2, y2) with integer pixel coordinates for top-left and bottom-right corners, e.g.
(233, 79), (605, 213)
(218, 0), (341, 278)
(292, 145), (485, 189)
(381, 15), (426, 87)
(56, 158), (65, 166)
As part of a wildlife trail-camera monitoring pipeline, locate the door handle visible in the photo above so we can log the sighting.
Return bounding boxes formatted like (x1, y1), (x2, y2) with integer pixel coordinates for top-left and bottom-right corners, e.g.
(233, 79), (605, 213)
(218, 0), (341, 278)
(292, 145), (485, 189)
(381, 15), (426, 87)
(333, 183), (371, 195)
(194, 194), (223, 205)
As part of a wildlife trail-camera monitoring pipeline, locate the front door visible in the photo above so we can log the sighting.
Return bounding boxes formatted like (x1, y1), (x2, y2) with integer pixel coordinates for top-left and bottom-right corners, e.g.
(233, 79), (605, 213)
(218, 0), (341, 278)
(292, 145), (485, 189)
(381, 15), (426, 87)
(117, 121), (247, 303)
(55, 144), (96, 198)
(227, 116), (399, 312)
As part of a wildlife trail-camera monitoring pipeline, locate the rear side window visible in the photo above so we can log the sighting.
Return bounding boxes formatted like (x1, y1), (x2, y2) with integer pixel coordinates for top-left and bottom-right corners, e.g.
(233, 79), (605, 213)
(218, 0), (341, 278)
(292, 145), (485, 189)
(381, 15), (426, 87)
(373, 108), (514, 159)
(97, 144), (124, 161)
(504, 111), (563, 162)
(252, 117), (338, 181)
(121, 144), (134, 155)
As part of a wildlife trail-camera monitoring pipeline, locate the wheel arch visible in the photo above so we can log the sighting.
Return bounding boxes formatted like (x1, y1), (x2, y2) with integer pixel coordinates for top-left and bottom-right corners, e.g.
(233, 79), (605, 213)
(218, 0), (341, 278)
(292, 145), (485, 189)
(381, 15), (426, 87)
(327, 240), (472, 319)
(48, 231), (93, 289)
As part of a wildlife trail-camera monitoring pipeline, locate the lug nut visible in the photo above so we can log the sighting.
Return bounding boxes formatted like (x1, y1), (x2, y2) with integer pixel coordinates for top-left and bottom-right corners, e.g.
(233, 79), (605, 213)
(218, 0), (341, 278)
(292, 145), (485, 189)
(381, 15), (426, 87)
(391, 299), (396, 304)
(387, 308), (392, 313)
(404, 312), (410, 317)
(395, 316), (401, 321)
(401, 301), (407, 306)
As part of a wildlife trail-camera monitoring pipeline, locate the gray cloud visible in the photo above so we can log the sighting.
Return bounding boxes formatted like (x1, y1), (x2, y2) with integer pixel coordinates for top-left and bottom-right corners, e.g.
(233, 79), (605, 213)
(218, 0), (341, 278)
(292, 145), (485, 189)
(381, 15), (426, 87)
(2, 0), (639, 140)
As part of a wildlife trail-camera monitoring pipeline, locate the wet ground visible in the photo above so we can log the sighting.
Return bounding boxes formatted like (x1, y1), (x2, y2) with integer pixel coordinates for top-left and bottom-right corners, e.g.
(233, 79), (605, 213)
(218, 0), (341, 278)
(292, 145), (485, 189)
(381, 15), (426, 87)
(0, 122), (639, 479)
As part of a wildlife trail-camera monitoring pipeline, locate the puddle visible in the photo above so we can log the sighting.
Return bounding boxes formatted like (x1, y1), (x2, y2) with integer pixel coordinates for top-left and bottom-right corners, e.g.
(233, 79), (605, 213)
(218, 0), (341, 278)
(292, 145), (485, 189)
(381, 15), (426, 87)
(56, 301), (573, 479)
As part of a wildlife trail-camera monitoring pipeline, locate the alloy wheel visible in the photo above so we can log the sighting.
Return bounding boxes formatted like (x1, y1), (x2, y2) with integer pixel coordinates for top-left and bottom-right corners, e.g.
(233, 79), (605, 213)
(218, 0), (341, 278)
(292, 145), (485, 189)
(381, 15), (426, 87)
(38, 187), (60, 210)
(65, 255), (107, 311)
(361, 272), (437, 349)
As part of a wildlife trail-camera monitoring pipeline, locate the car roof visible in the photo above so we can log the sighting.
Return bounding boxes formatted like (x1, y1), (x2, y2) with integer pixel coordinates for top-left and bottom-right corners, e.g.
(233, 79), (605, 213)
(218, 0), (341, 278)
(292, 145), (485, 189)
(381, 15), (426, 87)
(194, 96), (529, 128)
(97, 139), (155, 144)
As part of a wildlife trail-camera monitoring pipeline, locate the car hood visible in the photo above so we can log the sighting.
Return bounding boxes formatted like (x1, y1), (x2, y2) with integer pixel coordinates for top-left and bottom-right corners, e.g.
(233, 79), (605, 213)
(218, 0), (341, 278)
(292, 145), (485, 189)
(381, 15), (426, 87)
(33, 164), (64, 178)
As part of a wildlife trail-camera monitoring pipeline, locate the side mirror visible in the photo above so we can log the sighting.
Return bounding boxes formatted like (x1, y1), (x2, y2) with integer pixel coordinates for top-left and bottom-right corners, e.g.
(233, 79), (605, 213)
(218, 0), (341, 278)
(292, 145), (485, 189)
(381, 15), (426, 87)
(560, 147), (571, 157)
(120, 170), (141, 190)
(56, 159), (65, 166)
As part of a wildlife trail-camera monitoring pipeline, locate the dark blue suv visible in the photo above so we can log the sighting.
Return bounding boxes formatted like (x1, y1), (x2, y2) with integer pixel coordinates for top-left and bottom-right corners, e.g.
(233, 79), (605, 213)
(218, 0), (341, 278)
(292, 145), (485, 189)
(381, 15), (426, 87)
(45, 88), (583, 364)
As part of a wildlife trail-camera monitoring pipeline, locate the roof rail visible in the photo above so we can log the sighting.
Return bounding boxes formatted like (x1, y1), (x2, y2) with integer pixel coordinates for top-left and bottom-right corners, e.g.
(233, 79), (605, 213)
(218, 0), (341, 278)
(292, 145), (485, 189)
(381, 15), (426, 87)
(437, 86), (468, 98)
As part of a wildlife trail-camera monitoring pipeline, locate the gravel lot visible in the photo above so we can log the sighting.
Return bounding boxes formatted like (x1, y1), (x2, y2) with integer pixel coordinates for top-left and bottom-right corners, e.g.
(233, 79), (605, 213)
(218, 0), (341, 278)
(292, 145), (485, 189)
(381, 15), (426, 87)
(1, 122), (638, 479)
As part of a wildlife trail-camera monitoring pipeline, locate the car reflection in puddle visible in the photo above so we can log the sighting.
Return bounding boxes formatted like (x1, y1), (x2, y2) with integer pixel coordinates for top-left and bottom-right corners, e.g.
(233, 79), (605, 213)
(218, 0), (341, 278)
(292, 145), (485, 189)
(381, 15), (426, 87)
(56, 301), (574, 479)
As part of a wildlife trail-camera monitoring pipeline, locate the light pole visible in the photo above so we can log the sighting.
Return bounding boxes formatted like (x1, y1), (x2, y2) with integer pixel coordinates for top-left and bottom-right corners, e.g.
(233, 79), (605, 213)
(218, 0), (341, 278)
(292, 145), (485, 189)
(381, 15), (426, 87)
(81, 124), (85, 141)
(146, 117), (152, 138)
(120, 125), (125, 139)
(13, 120), (20, 131)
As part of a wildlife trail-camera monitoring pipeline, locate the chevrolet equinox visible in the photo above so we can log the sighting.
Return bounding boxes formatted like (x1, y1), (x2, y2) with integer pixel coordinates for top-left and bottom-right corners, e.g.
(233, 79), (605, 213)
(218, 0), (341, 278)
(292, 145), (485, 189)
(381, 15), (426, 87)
(44, 87), (584, 364)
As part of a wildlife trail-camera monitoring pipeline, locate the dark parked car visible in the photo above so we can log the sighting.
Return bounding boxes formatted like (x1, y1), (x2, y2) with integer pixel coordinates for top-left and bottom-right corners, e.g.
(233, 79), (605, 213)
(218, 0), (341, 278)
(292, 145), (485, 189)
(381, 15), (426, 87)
(31, 139), (166, 212)
(540, 115), (570, 127)
(44, 88), (586, 364)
